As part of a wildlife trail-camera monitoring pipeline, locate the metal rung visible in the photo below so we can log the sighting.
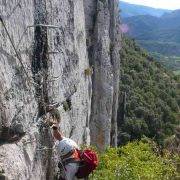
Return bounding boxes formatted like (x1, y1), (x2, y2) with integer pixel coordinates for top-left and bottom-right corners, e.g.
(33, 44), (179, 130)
(48, 51), (59, 54)
(28, 24), (60, 29)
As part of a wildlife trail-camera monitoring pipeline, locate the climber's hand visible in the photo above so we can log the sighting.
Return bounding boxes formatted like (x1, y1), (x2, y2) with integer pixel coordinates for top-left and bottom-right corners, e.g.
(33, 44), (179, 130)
(51, 124), (58, 131)
(49, 121), (58, 127)
(49, 119), (59, 127)
(44, 113), (59, 127)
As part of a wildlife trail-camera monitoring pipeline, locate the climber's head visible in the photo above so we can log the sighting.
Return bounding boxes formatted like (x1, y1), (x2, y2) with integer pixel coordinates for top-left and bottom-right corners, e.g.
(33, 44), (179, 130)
(51, 124), (63, 141)
(50, 109), (61, 123)
(44, 109), (61, 127)
(57, 138), (75, 156)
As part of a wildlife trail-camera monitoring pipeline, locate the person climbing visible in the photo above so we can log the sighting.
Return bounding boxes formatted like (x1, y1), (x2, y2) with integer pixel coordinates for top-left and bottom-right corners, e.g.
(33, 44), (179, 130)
(51, 123), (80, 180)
(48, 110), (98, 180)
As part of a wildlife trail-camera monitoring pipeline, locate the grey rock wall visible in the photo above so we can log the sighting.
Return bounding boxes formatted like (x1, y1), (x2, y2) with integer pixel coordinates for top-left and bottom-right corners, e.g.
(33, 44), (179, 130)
(84, 0), (121, 150)
(0, 0), (121, 179)
(0, 1), (39, 179)
(0, 0), (91, 179)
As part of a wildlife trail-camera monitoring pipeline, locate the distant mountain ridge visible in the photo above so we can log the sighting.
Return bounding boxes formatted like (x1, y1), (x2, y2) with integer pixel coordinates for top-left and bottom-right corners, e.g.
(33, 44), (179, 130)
(124, 10), (180, 43)
(124, 10), (180, 52)
(120, 1), (172, 18)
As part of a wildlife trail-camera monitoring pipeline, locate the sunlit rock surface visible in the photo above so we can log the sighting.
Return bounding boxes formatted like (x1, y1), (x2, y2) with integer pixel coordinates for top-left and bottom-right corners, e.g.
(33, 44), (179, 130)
(0, 0), (121, 179)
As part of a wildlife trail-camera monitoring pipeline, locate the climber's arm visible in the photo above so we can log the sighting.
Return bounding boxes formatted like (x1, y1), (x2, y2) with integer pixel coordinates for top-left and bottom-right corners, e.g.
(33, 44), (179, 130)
(52, 125), (63, 141)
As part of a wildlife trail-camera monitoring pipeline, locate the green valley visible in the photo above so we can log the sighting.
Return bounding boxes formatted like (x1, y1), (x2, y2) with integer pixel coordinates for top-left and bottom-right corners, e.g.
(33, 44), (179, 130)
(122, 7), (180, 72)
(91, 36), (180, 180)
(117, 37), (180, 146)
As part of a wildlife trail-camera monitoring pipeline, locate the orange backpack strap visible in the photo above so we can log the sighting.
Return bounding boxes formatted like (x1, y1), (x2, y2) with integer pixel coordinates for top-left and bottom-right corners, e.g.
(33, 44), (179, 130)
(71, 149), (81, 161)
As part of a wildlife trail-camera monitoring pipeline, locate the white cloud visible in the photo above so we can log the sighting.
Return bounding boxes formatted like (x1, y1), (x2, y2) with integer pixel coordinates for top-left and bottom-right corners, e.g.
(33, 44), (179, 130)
(121, 0), (180, 10)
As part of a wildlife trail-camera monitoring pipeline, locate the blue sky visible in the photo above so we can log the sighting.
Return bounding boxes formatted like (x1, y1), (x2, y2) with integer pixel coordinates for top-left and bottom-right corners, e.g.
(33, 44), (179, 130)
(121, 0), (180, 10)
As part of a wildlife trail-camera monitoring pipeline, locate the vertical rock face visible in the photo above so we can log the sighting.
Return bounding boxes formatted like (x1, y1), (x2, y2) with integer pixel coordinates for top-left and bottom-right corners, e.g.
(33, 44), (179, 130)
(0, 0), (91, 179)
(84, 0), (121, 150)
(0, 1), (38, 179)
(0, 0), (121, 179)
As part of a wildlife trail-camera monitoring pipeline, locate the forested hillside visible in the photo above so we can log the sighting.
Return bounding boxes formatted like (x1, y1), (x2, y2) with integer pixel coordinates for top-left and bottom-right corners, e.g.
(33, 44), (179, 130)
(91, 36), (180, 180)
(118, 37), (180, 146)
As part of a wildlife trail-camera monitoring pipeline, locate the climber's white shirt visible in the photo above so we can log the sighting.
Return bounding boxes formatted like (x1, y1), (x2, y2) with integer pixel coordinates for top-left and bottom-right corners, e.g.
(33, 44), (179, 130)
(55, 137), (79, 156)
(55, 137), (80, 180)
(64, 163), (79, 180)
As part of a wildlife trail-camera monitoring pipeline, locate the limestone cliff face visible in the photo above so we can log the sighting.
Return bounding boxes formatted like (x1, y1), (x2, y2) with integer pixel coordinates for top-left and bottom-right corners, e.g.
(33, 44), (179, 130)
(0, 0), (121, 179)
(84, 0), (121, 150)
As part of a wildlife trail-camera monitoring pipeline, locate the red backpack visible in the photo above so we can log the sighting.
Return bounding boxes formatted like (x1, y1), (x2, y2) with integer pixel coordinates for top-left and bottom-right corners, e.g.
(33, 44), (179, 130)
(75, 149), (99, 178)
